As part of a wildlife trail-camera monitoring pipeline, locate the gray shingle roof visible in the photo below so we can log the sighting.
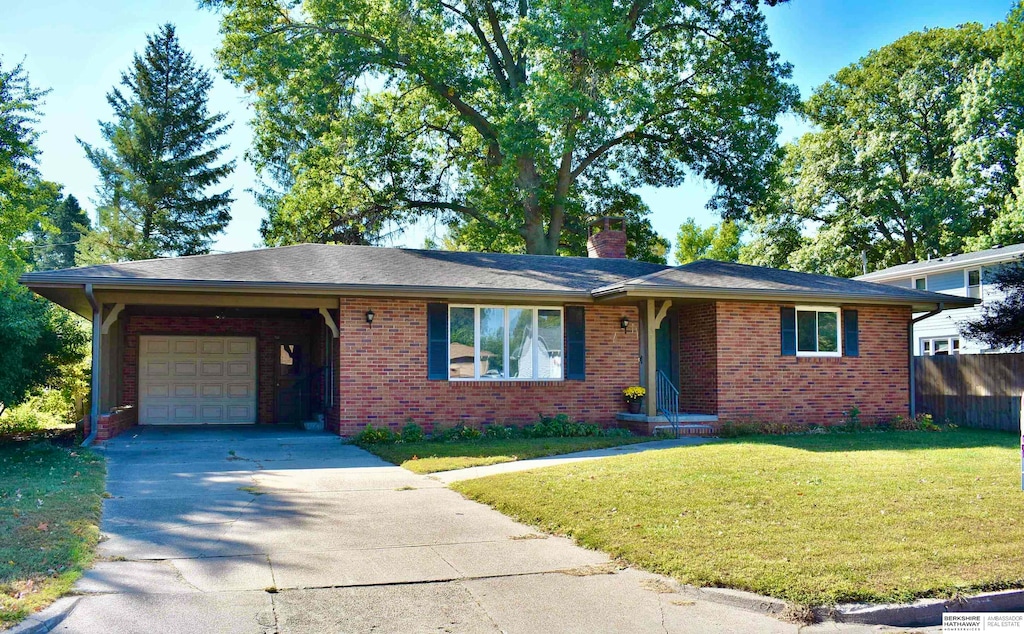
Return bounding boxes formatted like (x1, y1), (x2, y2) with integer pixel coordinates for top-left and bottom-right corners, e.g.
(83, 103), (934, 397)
(19, 244), (971, 310)
(19, 243), (668, 296)
(593, 259), (976, 308)
(856, 242), (1024, 280)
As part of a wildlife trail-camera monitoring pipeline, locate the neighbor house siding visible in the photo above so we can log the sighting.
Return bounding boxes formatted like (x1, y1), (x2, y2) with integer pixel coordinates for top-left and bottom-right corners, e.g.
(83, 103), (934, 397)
(330, 298), (640, 435)
(714, 302), (910, 424)
(122, 314), (319, 424)
(677, 302), (718, 415)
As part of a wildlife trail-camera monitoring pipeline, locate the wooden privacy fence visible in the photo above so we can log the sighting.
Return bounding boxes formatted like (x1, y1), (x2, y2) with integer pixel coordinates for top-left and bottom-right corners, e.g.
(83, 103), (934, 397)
(914, 353), (1024, 431)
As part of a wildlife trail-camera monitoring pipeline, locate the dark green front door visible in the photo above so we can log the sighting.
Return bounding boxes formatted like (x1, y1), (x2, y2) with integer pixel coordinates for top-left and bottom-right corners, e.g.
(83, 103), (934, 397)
(655, 315), (677, 386)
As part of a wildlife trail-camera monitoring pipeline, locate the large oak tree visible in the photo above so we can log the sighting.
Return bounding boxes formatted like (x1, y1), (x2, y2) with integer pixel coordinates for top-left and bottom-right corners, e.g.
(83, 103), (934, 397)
(209, 0), (797, 255)
(745, 24), (1003, 276)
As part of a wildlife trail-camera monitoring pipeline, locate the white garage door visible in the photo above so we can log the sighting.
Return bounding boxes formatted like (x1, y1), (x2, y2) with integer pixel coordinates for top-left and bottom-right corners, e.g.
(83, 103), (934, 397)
(138, 336), (257, 425)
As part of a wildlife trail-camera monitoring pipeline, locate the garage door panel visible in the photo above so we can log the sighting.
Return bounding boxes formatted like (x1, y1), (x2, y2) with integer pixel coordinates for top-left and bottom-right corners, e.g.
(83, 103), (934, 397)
(173, 361), (197, 376)
(226, 361), (251, 376)
(227, 340), (252, 355)
(139, 336), (256, 425)
(200, 339), (225, 355)
(201, 384), (223, 397)
(174, 339), (198, 354)
(145, 338), (170, 354)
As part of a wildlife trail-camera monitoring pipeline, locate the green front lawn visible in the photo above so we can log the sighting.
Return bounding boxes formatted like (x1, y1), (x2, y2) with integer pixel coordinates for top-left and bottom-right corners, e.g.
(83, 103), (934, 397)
(363, 436), (647, 474)
(453, 429), (1024, 606)
(0, 442), (105, 628)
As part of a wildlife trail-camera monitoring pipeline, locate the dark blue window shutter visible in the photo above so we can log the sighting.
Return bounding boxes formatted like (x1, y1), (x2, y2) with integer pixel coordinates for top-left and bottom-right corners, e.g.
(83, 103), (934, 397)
(427, 303), (448, 380)
(565, 306), (586, 380)
(780, 307), (796, 356)
(844, 309), (860, 357)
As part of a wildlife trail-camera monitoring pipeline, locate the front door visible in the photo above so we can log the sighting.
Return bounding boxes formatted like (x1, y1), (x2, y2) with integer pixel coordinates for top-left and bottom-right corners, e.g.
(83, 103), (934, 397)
(276, 337), (311, 424)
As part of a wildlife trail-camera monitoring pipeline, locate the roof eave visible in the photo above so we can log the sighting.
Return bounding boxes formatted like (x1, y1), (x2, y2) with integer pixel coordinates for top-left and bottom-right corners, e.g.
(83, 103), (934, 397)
(591, 284), (978, 311)
(20, 277), (596, 306)
(856, 250), (1024, 281)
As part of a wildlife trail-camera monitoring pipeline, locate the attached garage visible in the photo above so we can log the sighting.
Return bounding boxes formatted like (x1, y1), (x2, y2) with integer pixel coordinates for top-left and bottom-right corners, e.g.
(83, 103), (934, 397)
(138, 336), (257, 425)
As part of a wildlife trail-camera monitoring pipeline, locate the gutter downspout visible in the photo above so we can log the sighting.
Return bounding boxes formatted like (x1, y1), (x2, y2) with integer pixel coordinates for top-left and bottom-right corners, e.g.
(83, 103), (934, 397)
(909, 303), (944, 418)
(84, 284), (101, 447)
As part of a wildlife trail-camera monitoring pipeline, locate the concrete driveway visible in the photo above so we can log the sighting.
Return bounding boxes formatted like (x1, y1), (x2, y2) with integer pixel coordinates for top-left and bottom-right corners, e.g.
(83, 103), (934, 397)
(53, 427), (899, 633)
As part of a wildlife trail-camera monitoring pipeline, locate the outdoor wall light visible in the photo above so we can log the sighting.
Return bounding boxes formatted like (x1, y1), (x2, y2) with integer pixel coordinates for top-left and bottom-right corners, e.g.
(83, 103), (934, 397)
(620, 316), (630, 332)
(365, 309), (375, 326)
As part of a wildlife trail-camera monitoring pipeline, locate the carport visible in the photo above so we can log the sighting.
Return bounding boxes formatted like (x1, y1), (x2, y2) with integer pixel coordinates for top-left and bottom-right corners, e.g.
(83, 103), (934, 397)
(19, 276), (340, 442)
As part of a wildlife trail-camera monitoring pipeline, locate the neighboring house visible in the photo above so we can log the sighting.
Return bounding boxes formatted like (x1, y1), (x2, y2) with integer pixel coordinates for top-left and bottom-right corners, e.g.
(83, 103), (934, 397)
(20, 218), (972, 442)
(855, 243), (1024, 356)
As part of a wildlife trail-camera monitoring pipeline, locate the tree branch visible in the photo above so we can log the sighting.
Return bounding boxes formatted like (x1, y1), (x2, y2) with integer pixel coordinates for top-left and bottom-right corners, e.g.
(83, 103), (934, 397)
(440, 2), (511, 92)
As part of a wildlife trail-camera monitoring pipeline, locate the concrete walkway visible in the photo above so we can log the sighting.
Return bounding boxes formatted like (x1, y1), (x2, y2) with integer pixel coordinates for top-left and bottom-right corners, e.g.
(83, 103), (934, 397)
(50, 427), (914, 633)
(431, 437), (715, 484)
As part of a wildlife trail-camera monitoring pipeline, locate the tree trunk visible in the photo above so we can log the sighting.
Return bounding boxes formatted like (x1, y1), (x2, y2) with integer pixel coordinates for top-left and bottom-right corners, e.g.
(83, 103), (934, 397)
(516, 154), (559, 255)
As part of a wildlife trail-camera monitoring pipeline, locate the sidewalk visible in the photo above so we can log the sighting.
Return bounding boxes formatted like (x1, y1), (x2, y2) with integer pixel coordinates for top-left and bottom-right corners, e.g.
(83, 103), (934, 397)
(430, 437), (716, 484)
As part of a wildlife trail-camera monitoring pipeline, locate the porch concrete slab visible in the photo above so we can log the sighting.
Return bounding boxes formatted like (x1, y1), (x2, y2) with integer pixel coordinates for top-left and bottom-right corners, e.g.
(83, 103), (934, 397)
(75, 560), (199, 595)
(269, 546), (461, 589)
(272, 584), (500, 634)
(171, 555), (276, 593)
(432, 437), (716, 484)
(52, 590), (273, 634)
(433, 536), (609, 577)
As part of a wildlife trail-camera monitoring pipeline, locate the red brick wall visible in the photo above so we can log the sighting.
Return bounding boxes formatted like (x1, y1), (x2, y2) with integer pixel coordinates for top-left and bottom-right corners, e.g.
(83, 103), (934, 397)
(714, 302), (910, 425)
(677, 302), (718, 415)
(123, 314), (315, 424)
(85, 406), (137, 442)
(331, 299), (640, 435)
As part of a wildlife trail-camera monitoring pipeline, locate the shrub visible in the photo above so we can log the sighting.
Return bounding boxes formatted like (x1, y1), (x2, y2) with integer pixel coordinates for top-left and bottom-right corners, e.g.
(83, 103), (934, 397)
(484, 424), (518, 439)
(717, 421), (761, 438)
(355, 424), (397, 444)
(839, 406), (862, 433)
(915, 413), (940, 432)
(888, 413), (942, 432)
(0, 407), (48, 435)
(602, 427), (633, 438)
(400, 422), (425, 443)
(457, 425), (482, 440)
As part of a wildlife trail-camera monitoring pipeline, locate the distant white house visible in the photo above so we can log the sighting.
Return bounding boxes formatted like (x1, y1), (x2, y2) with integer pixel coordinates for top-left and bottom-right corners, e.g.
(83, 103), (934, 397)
(856, 243), (1024, 356)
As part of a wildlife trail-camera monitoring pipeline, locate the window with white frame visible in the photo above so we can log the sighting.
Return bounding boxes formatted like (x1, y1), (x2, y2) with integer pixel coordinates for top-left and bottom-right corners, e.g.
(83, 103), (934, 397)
(795, 306), (841, 356)
(914, 277), (927, 291)
(966, 268), (982, 299)
(449, 306), (563, 380)
(921, 337), (960, 356)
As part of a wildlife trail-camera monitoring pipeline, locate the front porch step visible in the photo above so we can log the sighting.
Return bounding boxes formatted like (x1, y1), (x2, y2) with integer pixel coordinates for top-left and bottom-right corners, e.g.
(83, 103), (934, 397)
(616, 412), (719, 437)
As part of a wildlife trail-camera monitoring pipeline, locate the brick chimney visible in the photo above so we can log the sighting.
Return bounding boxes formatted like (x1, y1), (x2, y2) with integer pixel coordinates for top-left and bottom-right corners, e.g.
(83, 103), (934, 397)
(586, 216), (627, 259)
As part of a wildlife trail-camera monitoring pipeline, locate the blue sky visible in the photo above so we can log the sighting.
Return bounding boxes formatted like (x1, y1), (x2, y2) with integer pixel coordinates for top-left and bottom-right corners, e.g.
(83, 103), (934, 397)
(1, 0), (1015, 255)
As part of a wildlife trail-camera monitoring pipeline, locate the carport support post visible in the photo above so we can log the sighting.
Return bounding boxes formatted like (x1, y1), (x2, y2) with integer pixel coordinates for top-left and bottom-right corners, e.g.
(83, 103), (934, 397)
(84, 284), (101, 446)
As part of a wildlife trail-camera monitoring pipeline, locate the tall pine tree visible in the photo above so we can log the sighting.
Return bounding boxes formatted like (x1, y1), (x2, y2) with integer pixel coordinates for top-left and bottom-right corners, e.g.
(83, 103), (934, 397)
(78, 24), (234, 262)
(29, 194), (91, 271)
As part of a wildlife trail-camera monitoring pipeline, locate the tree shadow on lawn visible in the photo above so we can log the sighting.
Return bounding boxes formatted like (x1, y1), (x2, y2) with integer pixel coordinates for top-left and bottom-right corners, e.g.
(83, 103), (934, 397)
(721, 427), (1018, 453)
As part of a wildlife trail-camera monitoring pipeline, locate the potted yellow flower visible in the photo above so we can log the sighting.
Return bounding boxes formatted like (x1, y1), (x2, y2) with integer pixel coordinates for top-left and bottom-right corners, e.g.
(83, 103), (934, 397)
(622, 386), (646, 414)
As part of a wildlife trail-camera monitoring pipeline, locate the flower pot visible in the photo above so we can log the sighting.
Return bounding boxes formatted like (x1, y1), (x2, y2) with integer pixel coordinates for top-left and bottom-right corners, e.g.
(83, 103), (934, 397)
(627, 400), (642, 414)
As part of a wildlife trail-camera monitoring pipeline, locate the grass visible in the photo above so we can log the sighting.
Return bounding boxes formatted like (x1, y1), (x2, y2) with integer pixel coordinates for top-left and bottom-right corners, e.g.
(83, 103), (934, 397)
(0, 441), (105, 628)
(363, 436), (647, 474)
(453, 429), (1024, 606)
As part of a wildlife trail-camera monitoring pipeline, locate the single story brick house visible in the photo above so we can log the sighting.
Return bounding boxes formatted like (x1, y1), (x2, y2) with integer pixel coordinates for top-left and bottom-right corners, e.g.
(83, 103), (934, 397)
(19, 219), (974, 442)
